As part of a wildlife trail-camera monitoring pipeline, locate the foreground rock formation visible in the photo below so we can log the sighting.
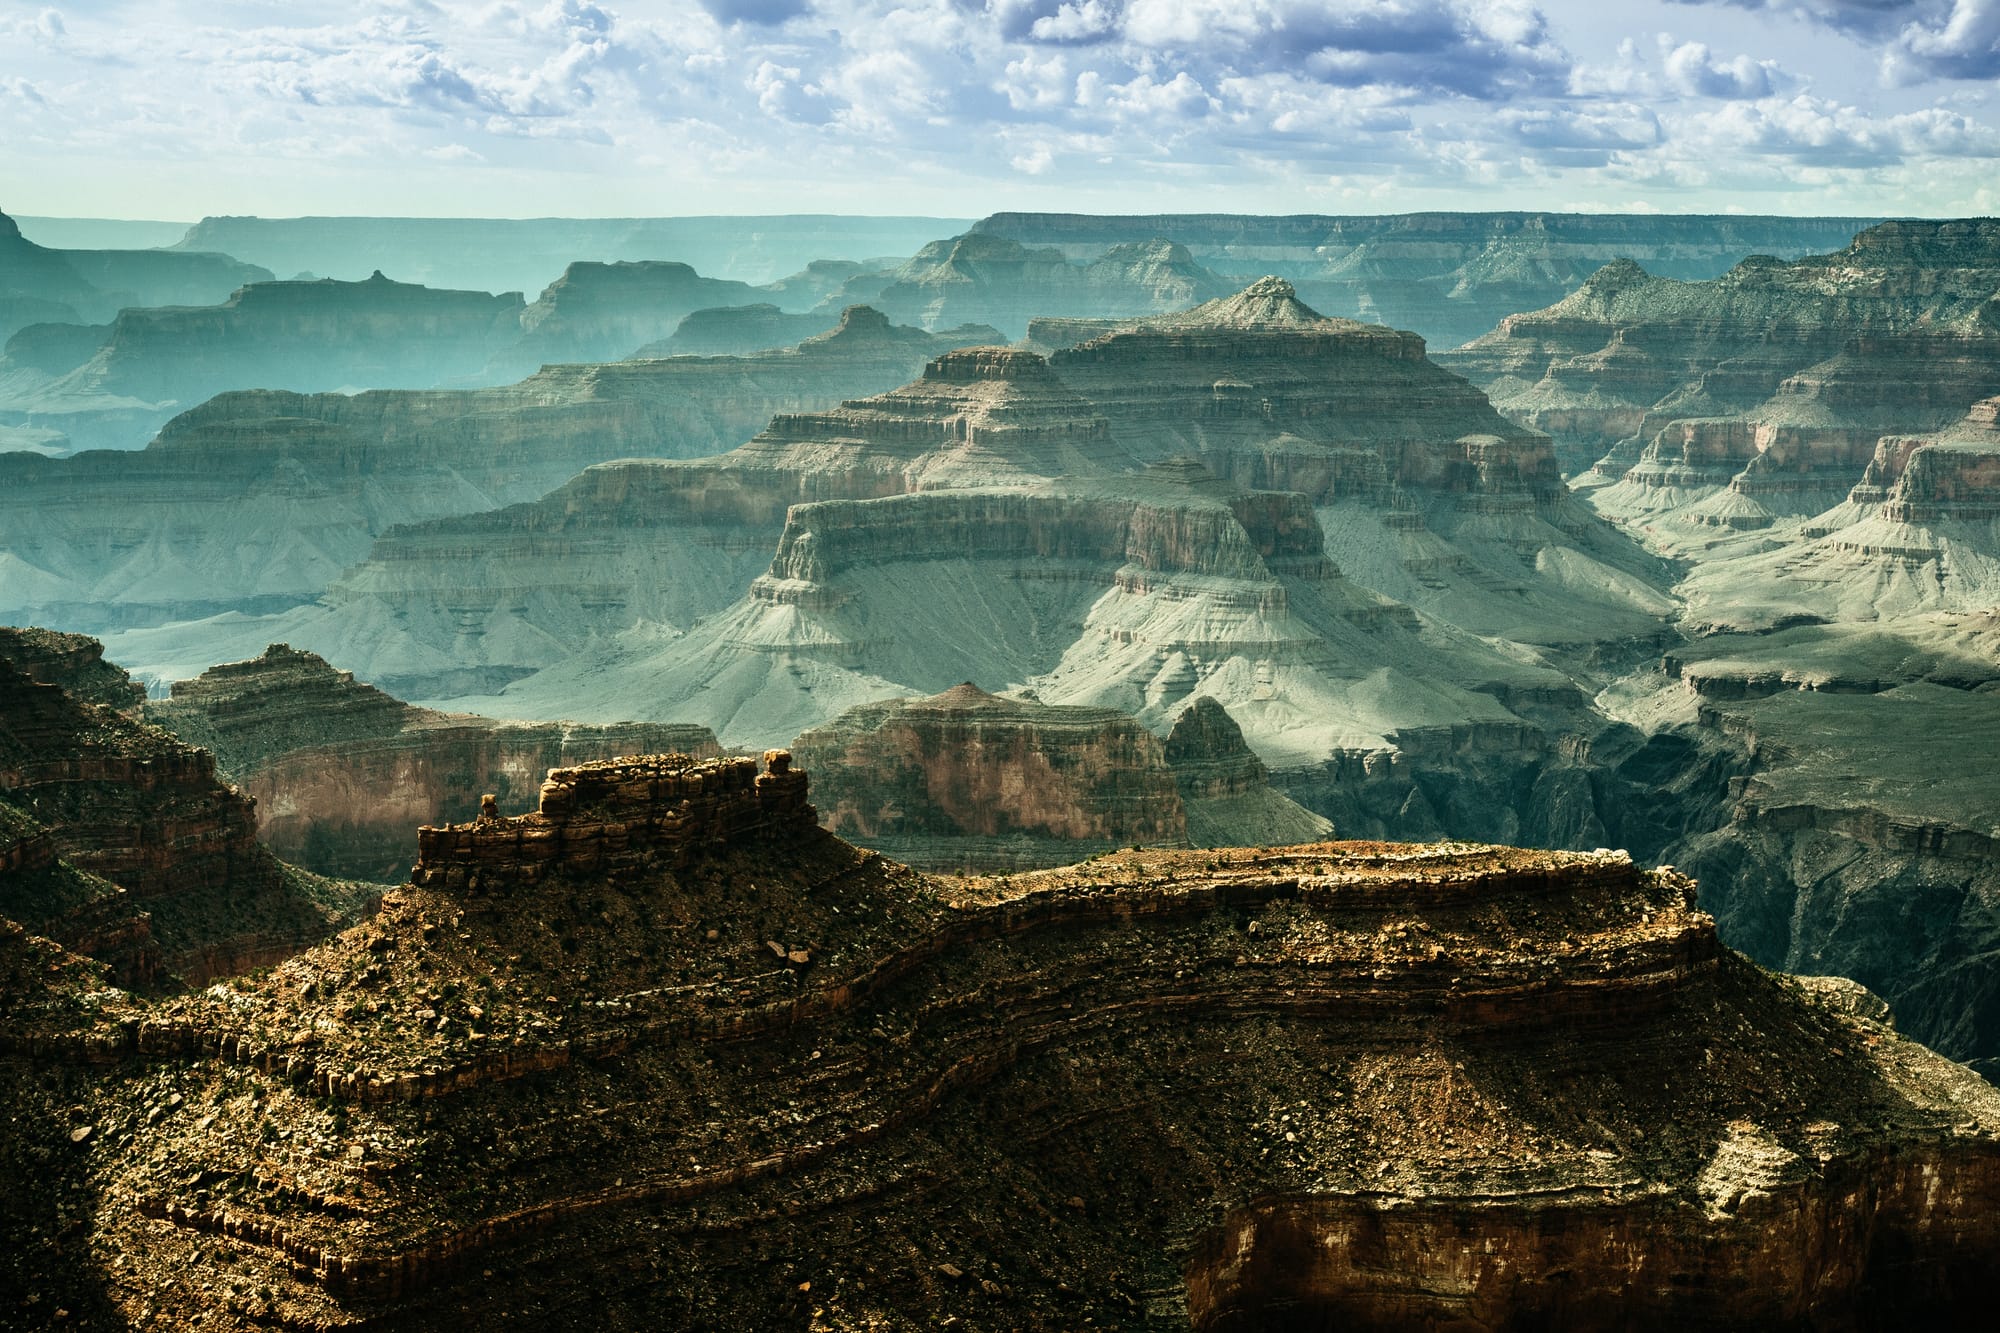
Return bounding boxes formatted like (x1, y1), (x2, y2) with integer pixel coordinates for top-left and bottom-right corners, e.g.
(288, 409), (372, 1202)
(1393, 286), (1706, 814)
(792, 684), (1328, 870)
(2, 750), (1995, 1330)
(0, 628), (371, 985)
(150, 645), (723, 882)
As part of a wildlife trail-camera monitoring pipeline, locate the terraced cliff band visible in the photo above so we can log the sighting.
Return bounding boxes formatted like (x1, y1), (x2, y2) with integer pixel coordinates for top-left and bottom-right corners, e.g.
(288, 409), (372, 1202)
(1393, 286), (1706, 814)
(4, 749), (1996, 1330)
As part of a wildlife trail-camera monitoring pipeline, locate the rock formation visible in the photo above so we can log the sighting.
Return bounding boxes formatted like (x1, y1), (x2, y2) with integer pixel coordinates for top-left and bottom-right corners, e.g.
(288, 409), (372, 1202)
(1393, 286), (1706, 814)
(1163, 695), (1334, 850)
(0, 206), (269, 343)
(150, 644), (723, 882)
(854, 234), (1235, 338)
(2, 753), (1995, 1329)
(489, 260), (768, 375)
(635, 302), (834, 357)
(1439, 220), (2000, 482)
(0, 271), (530, 453)
(0, 306), (993, 657)
(976, 210), (1882, 349)
(167, 213), (966, 297)
(0, 629), (371, 983)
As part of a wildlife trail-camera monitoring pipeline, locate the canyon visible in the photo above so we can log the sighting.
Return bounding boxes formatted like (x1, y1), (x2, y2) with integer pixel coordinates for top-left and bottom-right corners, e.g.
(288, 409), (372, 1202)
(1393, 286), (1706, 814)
(0, 627), (372, 986)
(1, 751), (1995, 1329)
(149, 644), (722, 884)
(976, 211), (1883, 349)
(0, 305), (995, 651)
(6, 206), (2000, 1328)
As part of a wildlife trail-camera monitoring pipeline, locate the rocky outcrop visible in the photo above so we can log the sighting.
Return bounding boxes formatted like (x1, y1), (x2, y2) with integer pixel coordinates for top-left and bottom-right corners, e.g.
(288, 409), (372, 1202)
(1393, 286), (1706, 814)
(977, 210), (1883, 349)
(0, 641), (371, 983)
(0, 306), (990, 652)
(10, 797), (1998, 1329)
(791, 683), (1192, 868)
(0, 625), (147, 712)
(1441, 220), (2000, 480)
(859, 234), (1234, 338)
(1164, 695), (1333, 849)
(492, 261), (767, 375)
(150, 644), (723, 882)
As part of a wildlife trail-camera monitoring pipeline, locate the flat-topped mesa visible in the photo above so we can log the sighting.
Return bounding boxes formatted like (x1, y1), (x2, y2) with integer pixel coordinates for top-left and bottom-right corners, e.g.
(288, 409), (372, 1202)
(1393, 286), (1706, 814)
(740, 344), (1125, 485)
(411, 750), (814, 891)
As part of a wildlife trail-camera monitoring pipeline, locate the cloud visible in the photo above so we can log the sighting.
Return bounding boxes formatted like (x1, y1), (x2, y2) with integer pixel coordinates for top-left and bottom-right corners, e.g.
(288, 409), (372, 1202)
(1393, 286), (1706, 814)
(1688, 91), (1998, 164)
(698, 0), (811, 25)
(1663, 40), (1792, 97)
(1663, 1), (1943, 40)
(1028, 0), (1119, 44)
(1884, 0), (2000, 81)
(4, 0), (2000, 219)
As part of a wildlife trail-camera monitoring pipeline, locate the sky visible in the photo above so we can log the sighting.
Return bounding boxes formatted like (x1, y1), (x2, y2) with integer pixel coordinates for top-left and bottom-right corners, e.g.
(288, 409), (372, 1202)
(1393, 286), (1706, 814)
(2, 0), (1998, 219)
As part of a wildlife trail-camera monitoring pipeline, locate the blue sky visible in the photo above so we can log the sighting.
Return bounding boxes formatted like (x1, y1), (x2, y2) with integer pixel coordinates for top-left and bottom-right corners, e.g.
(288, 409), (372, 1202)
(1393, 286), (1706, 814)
(3, 0), (1997, 219)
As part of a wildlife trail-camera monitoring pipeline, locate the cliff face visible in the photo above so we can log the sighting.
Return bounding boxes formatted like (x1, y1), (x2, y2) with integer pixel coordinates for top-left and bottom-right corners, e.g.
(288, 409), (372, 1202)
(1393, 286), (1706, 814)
(6, 765), (1996, 1330)
(493, 260), (767, 374)
(976, 210), (1883, 349)
(0, 636), (370, 983)
(0, 206), (270, 343)
(1569, 618), (2000, 1071)
(148, 644), (723, 883)
(298, 284), (1665, 863)
(862, 234), (1235, 338)
(0, 306), (987, 653)
(792, 683), (1193, 869)
(1439, 220), (2000, 481)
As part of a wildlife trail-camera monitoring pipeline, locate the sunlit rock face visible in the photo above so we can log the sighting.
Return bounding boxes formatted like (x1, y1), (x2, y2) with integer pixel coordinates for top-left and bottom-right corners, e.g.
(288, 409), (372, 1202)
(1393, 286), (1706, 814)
(791, 685), (1329, 871)
(0, 628), (370, 985)
(148, 644), (722, 883)
(5, 762), (1995, 1330)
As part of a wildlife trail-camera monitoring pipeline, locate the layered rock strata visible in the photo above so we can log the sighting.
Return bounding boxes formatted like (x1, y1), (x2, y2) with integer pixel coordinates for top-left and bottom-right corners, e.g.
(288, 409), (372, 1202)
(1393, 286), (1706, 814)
(151, 644), (723, 882)
(6, 762), (1997, 1329)
(0, 638), (371, 983)
(0, 306), (989, 650)
(977, 210), (1881, 349)
(0, 271), (528, 451)
(853, 234), (1234, 338)
(791, 683), (1193, 869)
(1441, 220), (2000, 484)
